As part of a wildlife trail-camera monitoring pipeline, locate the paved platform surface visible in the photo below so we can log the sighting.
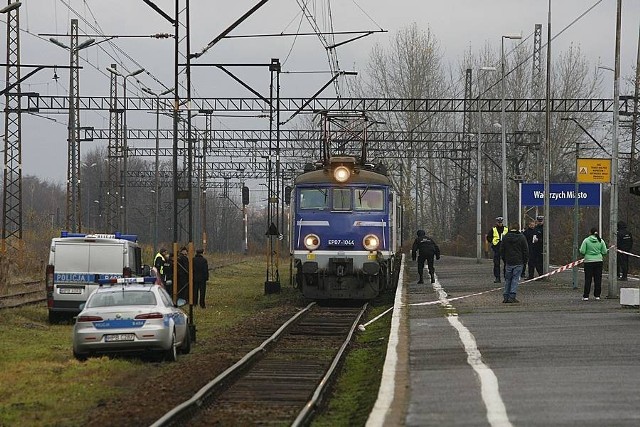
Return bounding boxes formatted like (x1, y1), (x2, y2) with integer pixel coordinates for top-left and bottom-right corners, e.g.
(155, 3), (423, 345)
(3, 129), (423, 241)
(368, 255), (640, 427)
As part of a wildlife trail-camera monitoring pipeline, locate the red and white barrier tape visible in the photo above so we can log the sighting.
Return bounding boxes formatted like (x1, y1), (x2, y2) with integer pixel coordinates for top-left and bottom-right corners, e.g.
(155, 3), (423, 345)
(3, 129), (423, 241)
(616, 248), (640, 259)
(411, 257), (589, 307)
(519, 258), (584, 284)
(409, 245), (635, 308)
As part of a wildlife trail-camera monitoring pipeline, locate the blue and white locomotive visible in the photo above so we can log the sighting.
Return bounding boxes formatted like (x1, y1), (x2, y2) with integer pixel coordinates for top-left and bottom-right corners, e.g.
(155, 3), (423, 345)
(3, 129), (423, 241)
(290, 156), (402, 300)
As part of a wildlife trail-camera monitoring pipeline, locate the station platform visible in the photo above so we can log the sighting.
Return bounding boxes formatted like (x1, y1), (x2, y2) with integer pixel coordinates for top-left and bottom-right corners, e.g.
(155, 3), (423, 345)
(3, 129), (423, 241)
(367, 255), (640, 426)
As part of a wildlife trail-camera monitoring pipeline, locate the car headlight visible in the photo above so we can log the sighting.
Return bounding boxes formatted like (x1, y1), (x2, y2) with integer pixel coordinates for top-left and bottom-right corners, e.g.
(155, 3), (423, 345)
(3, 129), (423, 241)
(363, 234), (379, 251)
(333, 166), (351, 183)
(304, 234), (320, 251)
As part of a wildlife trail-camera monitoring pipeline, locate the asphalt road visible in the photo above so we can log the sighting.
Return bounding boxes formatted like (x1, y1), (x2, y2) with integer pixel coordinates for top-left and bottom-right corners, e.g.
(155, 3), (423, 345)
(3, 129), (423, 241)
(402, 255), (640, 426)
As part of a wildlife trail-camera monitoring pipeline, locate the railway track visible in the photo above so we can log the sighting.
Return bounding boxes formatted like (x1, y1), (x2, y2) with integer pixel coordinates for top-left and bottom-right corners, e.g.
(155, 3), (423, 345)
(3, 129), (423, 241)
(0, 281), (45, 309)
(151, 302), (368, 426)
(0, 259), (245, 311)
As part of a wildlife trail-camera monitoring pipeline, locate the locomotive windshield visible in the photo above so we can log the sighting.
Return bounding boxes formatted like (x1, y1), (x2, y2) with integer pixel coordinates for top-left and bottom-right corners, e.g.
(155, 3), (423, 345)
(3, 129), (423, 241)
(332, 188), (352, 211)
(354, 188), (384, 211)
(299, 186), (385, 212)
(299, 188), (328, 210)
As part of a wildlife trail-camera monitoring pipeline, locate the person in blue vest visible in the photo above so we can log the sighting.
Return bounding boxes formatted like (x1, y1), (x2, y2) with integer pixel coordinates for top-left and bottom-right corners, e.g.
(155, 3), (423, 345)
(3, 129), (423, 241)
(486, 217), (508, 283)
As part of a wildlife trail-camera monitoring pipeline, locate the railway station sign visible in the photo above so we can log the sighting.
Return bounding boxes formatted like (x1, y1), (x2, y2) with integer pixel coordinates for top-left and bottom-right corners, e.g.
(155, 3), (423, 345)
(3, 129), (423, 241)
(521, 183), (600, 207)
(576, 158), (611, 183)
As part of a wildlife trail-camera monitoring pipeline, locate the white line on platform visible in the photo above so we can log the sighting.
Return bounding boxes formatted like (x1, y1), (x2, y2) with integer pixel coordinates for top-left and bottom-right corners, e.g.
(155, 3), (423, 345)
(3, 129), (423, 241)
(433, 279), (513, 427)
(366, 256), (405, 427)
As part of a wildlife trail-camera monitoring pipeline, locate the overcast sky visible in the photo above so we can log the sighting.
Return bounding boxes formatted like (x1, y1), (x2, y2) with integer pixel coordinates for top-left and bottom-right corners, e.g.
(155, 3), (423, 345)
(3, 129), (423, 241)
(3, 0), (639, 183)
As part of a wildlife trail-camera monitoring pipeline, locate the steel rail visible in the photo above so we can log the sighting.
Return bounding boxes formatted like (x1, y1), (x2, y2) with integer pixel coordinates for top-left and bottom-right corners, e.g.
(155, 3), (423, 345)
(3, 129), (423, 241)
(149, 302), (316, 427)
(292, 302), (368, 426)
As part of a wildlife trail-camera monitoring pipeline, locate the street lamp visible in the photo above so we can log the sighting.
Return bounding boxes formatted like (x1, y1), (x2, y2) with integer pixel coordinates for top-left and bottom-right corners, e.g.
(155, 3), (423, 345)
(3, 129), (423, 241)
(501, 33), (522, 227)
(0, 1), (21, 13)
(477, 66), (497, 263)
(142, 86), (173, 253)
(50, 28), (97, 233)
(107, 66), (145, 233)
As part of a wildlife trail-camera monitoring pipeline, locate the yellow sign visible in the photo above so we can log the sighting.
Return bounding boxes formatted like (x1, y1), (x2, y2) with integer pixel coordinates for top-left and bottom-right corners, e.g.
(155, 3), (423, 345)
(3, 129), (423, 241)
(577, 158), (611, 183)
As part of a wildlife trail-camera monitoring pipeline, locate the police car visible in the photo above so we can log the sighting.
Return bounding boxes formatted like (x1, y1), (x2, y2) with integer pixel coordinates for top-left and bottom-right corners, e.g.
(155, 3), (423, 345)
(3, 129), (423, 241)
(72, 277), (190, 362)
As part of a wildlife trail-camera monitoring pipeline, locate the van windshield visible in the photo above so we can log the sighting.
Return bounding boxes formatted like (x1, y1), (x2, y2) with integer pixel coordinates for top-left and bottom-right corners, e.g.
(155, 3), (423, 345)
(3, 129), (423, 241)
(55, 243), (124, 273)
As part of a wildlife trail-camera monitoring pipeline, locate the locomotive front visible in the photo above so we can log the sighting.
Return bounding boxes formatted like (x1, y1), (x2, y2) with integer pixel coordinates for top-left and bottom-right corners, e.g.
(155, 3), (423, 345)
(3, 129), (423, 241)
(290, 156), (400, 300)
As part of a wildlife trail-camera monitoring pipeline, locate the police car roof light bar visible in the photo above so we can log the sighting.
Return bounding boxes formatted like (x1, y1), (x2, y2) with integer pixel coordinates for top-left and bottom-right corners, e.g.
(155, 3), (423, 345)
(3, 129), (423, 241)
(98, 277), (156, 285)
(60, 231), (138, 242)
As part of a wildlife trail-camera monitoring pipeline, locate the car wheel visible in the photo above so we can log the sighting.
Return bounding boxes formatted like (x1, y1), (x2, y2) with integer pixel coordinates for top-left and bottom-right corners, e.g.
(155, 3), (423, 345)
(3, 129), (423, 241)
(73, 351), (87, 361)
(180, 327), (191, 355)
(164, 329), (178, 362)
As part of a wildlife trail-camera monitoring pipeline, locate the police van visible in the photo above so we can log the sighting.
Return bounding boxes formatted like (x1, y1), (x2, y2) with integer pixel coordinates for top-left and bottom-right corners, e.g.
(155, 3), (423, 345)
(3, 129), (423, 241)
(45, 232), (144, 323)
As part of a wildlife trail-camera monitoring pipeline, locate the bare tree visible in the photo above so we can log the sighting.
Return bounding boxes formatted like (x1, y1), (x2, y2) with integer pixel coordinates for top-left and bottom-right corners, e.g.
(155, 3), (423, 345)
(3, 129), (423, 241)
(360, 23), (453, 241)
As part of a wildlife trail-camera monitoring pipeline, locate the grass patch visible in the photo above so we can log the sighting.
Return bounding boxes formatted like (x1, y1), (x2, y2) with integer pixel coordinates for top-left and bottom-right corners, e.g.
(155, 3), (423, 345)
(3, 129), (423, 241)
(312, 291), (395, 427)
(0, 255), (302, 427)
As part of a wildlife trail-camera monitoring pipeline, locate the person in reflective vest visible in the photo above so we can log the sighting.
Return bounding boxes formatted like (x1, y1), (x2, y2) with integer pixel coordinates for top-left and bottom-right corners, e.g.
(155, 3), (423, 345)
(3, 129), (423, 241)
(153, 248), (168, 286)
(486, 217), (508, 283)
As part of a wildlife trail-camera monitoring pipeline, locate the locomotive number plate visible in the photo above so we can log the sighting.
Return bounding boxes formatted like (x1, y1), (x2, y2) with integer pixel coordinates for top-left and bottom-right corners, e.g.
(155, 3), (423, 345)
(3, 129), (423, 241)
(306, 253), (316, 260)
(367, 254), (377, 260)
(328, 239), (355, 247)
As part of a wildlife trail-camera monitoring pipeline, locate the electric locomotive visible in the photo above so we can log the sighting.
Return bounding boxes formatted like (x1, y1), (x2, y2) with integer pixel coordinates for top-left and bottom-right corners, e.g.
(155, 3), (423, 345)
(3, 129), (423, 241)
(290, 156), (401, 300)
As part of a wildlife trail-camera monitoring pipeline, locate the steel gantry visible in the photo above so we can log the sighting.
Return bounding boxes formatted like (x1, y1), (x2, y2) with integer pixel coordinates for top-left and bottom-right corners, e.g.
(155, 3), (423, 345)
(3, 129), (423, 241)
(2, 93), (635, 251)
(1, 0), (21, 252)
(22, 95), (634, 115)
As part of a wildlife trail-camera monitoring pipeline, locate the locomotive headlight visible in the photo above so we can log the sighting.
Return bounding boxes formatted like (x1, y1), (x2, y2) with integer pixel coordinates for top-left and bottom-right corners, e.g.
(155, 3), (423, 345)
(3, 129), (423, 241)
(363, 234), (380, 251)
(333, 165), (351, 183)
(304, 234), (320, 251)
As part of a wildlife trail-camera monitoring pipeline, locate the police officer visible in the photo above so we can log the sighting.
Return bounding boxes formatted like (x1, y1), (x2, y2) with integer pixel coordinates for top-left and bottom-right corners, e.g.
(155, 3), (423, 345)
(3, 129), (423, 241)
(163, 252), (174, 296)
(411, 229), (441, 284)
(522, 221), (536, 279)
(177, 246), (190, 301)
(486, 217), (508, 283)
(153, 248), (168, 285)
(193, 249), (210, 308)
(530, 215), (544, 278)
(617, 221), (633, 281)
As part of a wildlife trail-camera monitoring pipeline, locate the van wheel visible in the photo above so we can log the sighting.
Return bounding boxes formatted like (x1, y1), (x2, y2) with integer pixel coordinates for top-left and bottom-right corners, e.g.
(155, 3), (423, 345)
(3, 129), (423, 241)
(180, 328), (191, 355)
(48, 311), (63, 324)
(164, 330), (178, 362)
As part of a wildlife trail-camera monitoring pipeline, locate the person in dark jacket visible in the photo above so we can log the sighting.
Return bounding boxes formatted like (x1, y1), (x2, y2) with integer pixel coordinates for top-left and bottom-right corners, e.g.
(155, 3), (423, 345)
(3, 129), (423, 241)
(521, 221), (536, 279)
(499, 222), (529, 303)
(163, 252), (174, 296)
(193, 249), (210, 308)
(176, 246), (190, 301)
(411, 229), (441, 284)
(617, 221), (633, 281)
(529, 215), (544, 278)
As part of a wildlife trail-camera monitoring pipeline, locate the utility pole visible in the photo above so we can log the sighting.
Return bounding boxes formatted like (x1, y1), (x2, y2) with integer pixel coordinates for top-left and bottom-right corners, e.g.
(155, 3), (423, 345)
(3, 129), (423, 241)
(607, 0), (622, 298)
(106, 64), (123, 232)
